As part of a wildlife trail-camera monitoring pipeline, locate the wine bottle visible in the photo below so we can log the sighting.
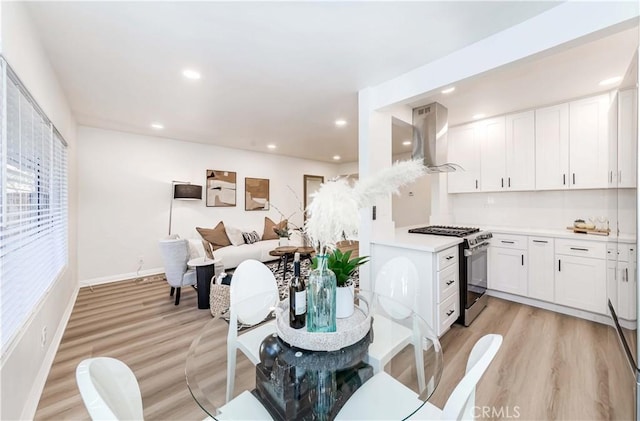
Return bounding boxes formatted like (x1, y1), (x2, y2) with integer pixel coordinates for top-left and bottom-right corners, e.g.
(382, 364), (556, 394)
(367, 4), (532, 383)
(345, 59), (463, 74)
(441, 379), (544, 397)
(289, 252), (306, 329)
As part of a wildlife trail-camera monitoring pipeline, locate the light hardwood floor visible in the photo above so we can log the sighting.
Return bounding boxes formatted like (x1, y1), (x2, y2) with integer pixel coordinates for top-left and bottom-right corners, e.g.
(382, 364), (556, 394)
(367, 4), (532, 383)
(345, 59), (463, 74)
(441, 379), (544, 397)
(35, 277), (635, 420)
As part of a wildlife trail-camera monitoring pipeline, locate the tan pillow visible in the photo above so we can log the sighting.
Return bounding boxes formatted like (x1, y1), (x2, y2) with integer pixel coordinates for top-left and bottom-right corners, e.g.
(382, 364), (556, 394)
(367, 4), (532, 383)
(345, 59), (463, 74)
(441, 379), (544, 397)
(262, 217), (288, 240)
(196, 222), (231, 251)
(262, 217), (278, 240)
(201, 239), (214, 259)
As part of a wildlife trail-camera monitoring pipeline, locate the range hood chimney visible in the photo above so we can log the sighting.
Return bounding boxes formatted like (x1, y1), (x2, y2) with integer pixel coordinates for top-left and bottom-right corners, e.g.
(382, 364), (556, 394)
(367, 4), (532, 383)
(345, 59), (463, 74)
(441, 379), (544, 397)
(411, 102), (463, 173)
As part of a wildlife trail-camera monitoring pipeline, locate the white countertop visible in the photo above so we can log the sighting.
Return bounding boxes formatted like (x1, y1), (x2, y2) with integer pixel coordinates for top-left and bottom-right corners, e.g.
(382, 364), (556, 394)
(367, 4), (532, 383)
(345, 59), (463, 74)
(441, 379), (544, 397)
(371, 226), (463, 253)
(477, 225), (636, 244)
(371, 224), (635, 253)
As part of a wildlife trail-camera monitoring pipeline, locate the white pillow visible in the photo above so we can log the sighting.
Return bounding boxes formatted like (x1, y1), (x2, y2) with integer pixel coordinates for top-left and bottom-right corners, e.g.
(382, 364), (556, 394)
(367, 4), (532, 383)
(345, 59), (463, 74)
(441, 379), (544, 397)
(225, 225), (245, 246)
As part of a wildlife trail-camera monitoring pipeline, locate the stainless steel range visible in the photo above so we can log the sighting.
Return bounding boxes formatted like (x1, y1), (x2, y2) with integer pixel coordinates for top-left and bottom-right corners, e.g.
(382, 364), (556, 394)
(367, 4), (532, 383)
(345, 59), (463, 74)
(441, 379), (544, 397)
(408, 225), (492, 326)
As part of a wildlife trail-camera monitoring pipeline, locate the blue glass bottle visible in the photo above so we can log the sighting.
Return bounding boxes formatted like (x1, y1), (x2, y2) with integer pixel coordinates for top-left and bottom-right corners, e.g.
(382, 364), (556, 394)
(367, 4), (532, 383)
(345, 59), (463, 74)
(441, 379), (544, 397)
(306, 255), (337, 333)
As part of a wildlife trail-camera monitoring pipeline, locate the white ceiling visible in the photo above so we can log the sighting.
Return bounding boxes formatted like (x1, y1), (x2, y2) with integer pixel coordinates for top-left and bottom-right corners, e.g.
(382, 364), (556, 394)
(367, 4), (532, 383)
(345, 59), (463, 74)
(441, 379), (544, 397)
(25, 1), (562, 163)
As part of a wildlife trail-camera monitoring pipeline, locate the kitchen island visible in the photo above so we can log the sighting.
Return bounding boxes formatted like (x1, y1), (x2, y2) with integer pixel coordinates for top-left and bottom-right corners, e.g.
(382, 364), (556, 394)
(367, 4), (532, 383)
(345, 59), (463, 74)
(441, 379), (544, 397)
(371, 227), (463, 336)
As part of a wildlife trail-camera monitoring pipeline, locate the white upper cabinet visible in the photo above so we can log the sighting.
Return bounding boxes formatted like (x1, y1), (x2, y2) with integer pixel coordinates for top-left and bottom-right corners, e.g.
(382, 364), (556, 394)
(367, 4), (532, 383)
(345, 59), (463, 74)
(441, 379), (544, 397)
(448, 123), (482, 193)
(505, 111), (536, 191)
(535, 103), (570, 190)
(480, 117), (506, 192)
(618, 89), (637, 188)
(535, 94), (611, 190)
(479, 112), (535, 192)
(568, 94), (610, 189)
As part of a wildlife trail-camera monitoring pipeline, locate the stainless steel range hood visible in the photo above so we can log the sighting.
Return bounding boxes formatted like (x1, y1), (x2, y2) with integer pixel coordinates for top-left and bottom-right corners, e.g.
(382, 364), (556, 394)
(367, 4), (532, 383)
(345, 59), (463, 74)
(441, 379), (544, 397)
(412, 102), (463, 173)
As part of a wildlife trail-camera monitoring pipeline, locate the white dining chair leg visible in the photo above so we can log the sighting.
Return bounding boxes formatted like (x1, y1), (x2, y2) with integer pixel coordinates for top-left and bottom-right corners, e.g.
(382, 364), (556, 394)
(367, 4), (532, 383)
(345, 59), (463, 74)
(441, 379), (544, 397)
(412, 316), (426, 393)
(226, 345), (236, 403)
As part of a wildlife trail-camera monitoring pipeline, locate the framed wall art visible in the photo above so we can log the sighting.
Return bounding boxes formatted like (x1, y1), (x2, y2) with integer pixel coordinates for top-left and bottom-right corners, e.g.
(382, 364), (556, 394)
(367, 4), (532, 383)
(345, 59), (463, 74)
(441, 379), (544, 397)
(245, 177), (270, 211)
(206, 170), (236, 207)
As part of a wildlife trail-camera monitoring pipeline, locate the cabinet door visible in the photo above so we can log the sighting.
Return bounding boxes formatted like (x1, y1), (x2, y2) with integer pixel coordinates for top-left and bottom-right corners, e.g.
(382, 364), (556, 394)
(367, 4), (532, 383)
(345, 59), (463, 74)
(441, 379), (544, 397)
(480, 117), (506, 192)
(607, 259), (618, 312)
(489, 246), (527, 296)
(506, 111), (536, 191)
(535, 103), (569, 190)
(617, 246), (636, 321)
(569, 94), (610, 189)
(618, 89), (637, 188)
(528, 237), (554, 302)
(448, 124), (481, 193)
(555, 255), (606, 314)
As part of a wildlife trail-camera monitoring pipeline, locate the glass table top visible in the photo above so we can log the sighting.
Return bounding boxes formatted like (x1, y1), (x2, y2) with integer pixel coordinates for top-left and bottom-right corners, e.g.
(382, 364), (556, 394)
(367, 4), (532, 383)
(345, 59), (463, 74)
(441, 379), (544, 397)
(186, 290), (443, 420)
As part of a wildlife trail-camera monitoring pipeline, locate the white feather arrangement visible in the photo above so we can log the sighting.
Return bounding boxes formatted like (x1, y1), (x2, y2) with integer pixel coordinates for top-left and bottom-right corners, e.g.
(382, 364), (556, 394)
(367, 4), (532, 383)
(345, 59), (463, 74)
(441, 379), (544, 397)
(305, 159), (426, 254)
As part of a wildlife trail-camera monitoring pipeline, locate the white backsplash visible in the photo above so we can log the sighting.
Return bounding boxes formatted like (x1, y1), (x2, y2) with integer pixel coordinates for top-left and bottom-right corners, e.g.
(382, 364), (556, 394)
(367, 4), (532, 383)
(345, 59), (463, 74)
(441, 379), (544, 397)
(450, 188), (637, 236)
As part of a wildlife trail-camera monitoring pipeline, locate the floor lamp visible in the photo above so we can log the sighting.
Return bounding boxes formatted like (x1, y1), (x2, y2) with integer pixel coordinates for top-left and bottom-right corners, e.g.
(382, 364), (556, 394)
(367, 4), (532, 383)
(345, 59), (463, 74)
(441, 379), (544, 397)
(169, 181), (202, 235)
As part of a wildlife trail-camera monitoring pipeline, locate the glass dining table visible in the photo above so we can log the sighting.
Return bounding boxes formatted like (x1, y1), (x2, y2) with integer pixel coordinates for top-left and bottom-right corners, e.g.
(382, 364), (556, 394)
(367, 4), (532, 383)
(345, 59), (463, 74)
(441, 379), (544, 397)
(186, 290), (443, 421)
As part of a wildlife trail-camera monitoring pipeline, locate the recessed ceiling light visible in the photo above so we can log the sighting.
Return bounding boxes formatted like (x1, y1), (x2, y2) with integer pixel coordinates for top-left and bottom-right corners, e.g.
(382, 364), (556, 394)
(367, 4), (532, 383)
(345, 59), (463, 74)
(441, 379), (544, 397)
(441, 87), (455, 94)
(267, 144), (277, 150)
(150, 123), (164, 130)
(182, 69), (201, 80)
(402, 140), (412, 146)
(599, 76), (622, 86)
(472, 113), (486, 120)
(333, 155), (341, 160)
(335, 119), (347, 127)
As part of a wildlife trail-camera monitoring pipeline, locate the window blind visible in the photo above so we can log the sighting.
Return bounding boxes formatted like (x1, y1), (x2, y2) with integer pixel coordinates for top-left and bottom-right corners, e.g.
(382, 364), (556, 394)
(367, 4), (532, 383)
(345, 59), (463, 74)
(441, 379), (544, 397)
(0, 58), (68, 355)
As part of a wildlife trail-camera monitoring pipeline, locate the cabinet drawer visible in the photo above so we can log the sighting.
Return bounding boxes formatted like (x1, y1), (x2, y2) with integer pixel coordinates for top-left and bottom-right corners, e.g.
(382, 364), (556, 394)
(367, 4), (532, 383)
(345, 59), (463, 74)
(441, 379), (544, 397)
(608, 244), (630, 262)
(556, 239), (606, 259)
(491, 233), (527, 250)
(438, 293), (459, 335)
(437, 246), (459, 271)
(438, 264), (458, 302)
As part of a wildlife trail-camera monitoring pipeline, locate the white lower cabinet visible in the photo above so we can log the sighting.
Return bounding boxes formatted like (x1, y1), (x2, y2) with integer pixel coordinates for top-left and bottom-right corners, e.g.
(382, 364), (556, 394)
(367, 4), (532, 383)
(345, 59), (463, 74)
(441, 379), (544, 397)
(554, 239), (606, 315)
(488, 234), (624, 319)
(607, 244), (637, 321)
(488, 234), (527, 296)
(527, 237), (555, 302)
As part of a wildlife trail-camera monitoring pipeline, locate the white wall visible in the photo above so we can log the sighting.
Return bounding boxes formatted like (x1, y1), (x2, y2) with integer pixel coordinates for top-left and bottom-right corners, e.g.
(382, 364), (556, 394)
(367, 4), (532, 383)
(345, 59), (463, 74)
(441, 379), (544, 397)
(77, 126), (338, 284)
(449, 189), (636, 236)
(0, 2), (79, 420)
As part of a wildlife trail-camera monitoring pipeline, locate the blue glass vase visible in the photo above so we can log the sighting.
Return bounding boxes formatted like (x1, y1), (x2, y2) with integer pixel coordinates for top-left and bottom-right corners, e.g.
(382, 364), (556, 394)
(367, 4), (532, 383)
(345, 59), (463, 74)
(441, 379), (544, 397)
(306, 255), (337, 333)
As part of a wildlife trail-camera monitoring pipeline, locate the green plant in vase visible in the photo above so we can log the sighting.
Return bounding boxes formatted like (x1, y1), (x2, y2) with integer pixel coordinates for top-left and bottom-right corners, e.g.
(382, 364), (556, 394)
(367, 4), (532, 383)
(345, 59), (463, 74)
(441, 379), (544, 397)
(313, 249), (369, 318)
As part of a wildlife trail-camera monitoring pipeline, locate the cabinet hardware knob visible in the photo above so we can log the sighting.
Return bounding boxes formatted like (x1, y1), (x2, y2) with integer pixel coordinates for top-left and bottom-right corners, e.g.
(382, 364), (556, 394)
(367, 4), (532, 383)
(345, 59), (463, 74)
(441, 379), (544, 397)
(563, 174), (566, 185)
(446, 310), (455, 316)
(558, 259), (561, 272)
(501, 178), (504, 188)
(532, 240), (548, 244)
(570, 247), (589, 252)
(572, 173), (576, 185)
(521, 254), (524, 266)
(508, 177), (511, 188)
(446, 280), (455, 286)
(501, 240), (515, 244)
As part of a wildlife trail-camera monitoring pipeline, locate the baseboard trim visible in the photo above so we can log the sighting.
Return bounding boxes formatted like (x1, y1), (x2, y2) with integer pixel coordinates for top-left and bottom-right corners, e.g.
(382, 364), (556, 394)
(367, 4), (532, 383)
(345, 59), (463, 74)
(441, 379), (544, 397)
(486, 289), (637, 330)
(21, 283), (80, 420)
(79, 267), (164, 287)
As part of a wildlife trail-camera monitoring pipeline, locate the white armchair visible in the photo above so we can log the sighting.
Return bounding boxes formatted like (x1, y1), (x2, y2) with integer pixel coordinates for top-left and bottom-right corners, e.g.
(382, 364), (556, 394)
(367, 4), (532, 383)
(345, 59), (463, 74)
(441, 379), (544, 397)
(158, 239), (197, 305)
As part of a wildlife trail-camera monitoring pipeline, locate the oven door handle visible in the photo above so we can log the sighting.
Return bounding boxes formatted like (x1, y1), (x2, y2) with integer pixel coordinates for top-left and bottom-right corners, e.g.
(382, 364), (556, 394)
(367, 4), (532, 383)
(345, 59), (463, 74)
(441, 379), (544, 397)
(464, 243), (490, 257)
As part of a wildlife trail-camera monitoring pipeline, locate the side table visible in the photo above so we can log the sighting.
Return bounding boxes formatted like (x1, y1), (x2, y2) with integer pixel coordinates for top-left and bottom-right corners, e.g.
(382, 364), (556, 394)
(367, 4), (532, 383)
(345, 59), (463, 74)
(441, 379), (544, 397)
(188, 257), (223, 309)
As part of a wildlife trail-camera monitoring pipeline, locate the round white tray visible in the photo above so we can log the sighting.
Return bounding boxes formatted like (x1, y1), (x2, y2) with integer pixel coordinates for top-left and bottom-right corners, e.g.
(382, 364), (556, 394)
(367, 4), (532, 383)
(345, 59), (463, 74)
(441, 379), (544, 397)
(275, 299), (371, 352)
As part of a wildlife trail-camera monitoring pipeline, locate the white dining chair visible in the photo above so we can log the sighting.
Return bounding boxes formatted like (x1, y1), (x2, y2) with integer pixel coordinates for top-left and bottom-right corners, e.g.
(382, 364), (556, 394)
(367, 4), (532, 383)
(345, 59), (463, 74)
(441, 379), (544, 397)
(76, 357), (144, 421)
(366, 257), (424, 389)
(226, 259), (279, 403)
(336, 334), (503, 420)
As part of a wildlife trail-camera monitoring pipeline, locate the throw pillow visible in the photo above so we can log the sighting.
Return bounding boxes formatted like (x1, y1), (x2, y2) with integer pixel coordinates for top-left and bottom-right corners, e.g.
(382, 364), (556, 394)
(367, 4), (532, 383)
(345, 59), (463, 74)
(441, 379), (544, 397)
(225, 225), (245, 246)
(242, 231), (261, 244)
(201, 239), (214, 259)
(262, 217), (288, 240)
(196, 222), (231, 251)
